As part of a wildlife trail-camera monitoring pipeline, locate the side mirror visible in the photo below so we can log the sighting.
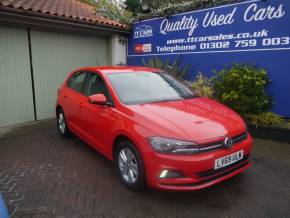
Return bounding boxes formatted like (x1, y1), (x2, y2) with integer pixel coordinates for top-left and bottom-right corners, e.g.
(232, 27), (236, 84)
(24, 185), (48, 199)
(88, 94), (108, 105)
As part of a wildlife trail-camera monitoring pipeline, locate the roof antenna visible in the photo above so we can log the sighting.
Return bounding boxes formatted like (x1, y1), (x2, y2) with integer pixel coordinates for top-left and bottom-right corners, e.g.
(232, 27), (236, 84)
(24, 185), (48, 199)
(96, 58), (100, 66)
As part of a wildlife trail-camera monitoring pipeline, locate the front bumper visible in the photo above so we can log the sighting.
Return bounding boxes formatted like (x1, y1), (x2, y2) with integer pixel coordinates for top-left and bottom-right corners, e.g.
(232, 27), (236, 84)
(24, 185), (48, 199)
(143, 134), (253, 191)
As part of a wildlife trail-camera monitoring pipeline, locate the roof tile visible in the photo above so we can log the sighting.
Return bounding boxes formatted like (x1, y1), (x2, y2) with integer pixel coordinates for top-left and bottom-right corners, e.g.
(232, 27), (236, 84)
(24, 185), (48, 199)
(0, 0), (128, 29)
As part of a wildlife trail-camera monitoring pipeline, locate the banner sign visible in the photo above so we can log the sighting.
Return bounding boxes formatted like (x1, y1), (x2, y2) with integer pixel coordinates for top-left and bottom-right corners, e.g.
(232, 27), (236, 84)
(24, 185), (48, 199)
(127, 0), (290, 117)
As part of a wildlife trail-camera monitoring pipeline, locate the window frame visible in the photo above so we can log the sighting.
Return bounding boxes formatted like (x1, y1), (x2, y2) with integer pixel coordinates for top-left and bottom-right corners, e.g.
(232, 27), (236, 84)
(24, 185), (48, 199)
(67, 71), (88, 95)
(83, 71), (115, 106)
(107, 71), (196, 105)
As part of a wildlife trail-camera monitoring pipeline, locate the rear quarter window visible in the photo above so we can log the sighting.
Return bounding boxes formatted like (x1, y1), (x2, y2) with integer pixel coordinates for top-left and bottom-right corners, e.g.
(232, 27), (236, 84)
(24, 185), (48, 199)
(67, 72), (87, 94)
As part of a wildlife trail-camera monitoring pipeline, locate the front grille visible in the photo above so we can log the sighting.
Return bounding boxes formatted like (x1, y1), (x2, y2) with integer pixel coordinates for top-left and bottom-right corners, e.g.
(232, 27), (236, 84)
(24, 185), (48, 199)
(197, 154), (250, 178)
(233, 132), (248, 144)
(198, 132), (248, 153)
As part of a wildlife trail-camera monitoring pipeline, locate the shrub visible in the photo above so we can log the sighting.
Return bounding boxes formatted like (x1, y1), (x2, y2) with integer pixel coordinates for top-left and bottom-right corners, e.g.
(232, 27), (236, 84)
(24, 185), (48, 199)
(245, 112), (283, 127)
(285, 121), (290, 129)
(80, 0), (134, 24)
(212, 64), (273, 116)
(191, 72), (214, 98)
(142, 57), (190, 80)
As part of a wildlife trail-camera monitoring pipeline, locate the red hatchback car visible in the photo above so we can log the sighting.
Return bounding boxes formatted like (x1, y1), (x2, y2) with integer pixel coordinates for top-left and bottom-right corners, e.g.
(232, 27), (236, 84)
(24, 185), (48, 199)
(56, 66), (253, 191)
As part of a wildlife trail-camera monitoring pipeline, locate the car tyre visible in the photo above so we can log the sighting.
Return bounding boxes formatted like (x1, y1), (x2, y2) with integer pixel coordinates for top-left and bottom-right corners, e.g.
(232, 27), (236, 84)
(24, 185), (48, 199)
(115, 140), (146, 191)
(57, 108), (70, 137)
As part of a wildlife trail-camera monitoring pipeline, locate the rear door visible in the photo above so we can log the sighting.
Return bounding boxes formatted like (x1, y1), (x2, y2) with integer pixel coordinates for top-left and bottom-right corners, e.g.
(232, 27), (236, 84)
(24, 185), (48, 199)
(63, 71), (88, 133)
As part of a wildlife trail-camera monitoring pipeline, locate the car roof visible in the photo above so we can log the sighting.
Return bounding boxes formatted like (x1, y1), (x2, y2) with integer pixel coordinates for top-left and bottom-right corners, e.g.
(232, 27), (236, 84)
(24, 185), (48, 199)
(75, 66), (163, 74)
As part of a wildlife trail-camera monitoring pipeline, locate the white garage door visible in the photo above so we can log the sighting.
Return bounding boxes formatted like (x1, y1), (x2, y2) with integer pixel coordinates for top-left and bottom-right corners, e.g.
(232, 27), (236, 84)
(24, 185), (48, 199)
(30, 30), (110, 119)
(0, 26), (35, 127)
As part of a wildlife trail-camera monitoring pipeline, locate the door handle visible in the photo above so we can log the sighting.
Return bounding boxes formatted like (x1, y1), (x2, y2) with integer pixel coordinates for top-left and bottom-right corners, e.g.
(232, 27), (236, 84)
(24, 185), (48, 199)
(64, 94), (68, 99)
(79, 102), (85, 108)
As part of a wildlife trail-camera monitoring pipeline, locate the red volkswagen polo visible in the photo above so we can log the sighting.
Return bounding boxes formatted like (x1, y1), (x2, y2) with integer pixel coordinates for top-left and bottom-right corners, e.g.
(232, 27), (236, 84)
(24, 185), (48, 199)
(56, 66), (252, 191)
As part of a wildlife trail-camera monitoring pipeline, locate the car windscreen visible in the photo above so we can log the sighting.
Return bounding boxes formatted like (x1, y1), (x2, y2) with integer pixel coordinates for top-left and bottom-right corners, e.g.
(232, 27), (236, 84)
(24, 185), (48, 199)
(107, 71), (196, 105)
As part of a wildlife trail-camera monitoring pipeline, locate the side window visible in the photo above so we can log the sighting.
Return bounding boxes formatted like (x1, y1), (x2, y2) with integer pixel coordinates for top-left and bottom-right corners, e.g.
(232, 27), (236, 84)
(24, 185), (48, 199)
(84, 73), (113, 102)
(68, 72), (87, 94)
(83, 73), (107, 97)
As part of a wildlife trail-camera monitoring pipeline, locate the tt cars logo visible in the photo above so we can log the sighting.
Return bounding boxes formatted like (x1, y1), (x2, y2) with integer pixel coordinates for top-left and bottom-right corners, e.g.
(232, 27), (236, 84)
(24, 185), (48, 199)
(224, 137), (233, 150)
(134, 25), (153, 38)
(135, 43), (152, 54)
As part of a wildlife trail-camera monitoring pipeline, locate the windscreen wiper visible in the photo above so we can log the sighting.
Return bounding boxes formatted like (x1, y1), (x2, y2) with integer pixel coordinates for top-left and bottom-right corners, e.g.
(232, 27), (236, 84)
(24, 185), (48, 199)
(183, 94), (197, 99)
(150, 98), (183, 104)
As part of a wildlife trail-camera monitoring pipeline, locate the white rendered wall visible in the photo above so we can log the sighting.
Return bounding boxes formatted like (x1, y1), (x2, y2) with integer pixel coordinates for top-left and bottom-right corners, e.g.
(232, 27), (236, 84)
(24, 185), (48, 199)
(110, 34), (127, 65)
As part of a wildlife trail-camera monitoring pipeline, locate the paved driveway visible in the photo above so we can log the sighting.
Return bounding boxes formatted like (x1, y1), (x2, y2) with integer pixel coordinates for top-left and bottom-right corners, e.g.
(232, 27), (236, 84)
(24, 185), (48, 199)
(0, 120), (289, 218)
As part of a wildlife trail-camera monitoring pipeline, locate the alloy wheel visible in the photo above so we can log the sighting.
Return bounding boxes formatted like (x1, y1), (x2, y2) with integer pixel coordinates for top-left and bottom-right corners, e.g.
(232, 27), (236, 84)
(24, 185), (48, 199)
(118, 148), (139, 184)
(58, 112), (66, 134)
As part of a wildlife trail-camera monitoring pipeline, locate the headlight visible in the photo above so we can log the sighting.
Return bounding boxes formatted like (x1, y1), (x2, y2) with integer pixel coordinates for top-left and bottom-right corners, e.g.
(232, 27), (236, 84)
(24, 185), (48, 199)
(149, 137), (199, 155)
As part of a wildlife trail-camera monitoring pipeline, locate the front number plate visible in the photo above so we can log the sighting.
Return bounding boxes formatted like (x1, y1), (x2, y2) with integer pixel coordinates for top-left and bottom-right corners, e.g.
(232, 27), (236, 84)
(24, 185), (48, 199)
(214, 150), (244, 170)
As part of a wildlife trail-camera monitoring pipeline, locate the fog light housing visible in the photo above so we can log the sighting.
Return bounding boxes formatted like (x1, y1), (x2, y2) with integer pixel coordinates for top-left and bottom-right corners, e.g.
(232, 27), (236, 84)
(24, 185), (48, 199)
(159, 169), (184, 178)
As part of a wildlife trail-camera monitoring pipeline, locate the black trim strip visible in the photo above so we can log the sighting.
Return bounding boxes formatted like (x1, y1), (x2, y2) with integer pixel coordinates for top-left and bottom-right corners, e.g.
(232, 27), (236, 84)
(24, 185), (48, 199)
(160, 161), (249, 187)
(27, 28), (37, 121)
(197, 154), (250, 178)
